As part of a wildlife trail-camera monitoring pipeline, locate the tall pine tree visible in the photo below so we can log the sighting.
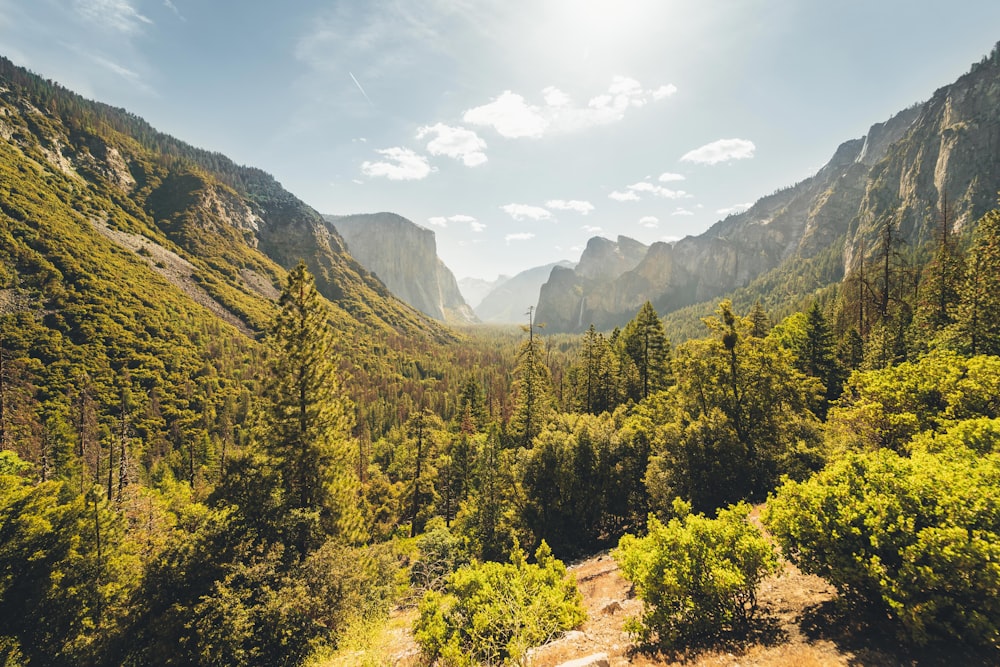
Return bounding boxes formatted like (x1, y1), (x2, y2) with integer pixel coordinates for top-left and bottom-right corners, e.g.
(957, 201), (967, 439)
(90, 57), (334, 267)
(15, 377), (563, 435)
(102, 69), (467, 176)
(260, 262), (364, 558)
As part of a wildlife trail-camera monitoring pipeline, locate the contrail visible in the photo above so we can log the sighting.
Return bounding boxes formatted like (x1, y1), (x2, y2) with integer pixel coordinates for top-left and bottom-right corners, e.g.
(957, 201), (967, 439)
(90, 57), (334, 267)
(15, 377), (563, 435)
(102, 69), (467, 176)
(349, 71), (374, 107)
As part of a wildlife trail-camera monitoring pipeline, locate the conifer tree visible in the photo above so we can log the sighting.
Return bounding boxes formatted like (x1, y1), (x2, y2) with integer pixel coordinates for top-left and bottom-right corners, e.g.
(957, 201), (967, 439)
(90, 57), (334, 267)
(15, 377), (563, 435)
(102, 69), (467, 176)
(914, 198), (963, 340)
(747, 300), (771, 338)
(510, 309), (554, 447)
(797, 302), (841, 417)
(621, 301), (671, 400)
(955, 208), (1000, 355)
(260, 262), (364, 558)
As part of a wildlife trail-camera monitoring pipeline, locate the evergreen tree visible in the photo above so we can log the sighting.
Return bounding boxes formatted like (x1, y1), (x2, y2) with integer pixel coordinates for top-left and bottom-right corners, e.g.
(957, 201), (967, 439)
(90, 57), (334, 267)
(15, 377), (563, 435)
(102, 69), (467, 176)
(913, 198), (963, 341)
(259, 262), (364, 558)
(747, 300), (771, 338)
(621, 301), (671, 400)
(510, 310), (554, 447)
(796, 302), (842, 417)
(955, 208), (1000, 355)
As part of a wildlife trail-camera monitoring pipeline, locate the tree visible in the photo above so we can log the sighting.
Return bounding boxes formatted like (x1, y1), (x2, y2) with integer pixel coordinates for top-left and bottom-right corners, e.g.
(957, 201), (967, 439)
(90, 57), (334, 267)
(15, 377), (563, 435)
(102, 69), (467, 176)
(259, 262), (363, 558)
(954, 207), (1000, 355)
(621, 301), (671, 401)
(913, 197), (963, 342)
(510, 309), (555, 447)
(615, 499), (777, 648)
(797, 302), (842, 417)
(643, 301), (824, 513)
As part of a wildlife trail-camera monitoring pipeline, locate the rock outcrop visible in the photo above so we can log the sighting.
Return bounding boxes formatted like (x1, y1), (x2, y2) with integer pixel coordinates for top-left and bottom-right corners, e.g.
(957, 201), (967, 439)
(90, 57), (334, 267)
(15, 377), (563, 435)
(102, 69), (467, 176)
(537, 43), (1000, 332)
(327, 212), (478, 324)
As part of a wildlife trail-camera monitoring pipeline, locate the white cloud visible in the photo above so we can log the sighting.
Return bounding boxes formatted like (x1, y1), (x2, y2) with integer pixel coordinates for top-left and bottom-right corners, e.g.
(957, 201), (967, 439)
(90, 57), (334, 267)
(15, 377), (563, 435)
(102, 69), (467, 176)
(500, 203), (552, 221)
(546, 199), (594, 215)
(717, 202), (754, 216)
(465, 76), (677, 138)
(543, 86), (571, 107)
(613, 180), (691, 201)
(448, 214), (476, 224)
(582, 225), (602, 234)
(639, 216), (659, 228)
(74, 0), (152, 33)
(505, 232), (535, 243)
(428, 216), (448, 227)
(463, 91), (548, 139)
(609, 190), (640, 202)
(681, 138), (756, 165)
(470, 221), (486, 232)
(652, 84), (678, 100)
(658, 172), (685, 182)
(672, 208), (695, 216)
(428, 214), (479, 228)
(416, 123), (488, 167)
(361, 147), (434, 180)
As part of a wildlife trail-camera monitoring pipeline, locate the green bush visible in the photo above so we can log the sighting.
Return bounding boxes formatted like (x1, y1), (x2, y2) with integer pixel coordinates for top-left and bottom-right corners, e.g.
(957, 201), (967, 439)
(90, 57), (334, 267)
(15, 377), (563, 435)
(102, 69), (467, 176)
(764, 446), (1000, 646)
(614, 499), (778, 647)
(413, 541), (585, 666)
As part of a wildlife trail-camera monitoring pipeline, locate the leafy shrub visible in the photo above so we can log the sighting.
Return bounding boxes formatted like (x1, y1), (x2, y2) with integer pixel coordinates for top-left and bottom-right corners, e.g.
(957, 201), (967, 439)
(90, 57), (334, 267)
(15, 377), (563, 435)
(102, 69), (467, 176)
(413, 541), (585, 666)
(614, 499), (778, 647)
(409, 520), (469, 595)
(765, 447), (1000, 645)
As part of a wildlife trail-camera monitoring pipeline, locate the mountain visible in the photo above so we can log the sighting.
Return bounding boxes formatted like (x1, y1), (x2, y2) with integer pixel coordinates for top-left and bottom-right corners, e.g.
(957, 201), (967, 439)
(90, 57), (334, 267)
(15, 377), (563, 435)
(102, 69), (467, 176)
(537, 43), (1000, 333)
(459, 275), (509, 309)
(475, 261), (574, 324)
(326, 212), (478, 324)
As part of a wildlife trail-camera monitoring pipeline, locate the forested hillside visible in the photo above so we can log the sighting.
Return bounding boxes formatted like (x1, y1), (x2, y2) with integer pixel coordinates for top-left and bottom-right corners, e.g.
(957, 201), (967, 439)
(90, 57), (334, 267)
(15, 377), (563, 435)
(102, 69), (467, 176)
(3, 50), (1000, 667)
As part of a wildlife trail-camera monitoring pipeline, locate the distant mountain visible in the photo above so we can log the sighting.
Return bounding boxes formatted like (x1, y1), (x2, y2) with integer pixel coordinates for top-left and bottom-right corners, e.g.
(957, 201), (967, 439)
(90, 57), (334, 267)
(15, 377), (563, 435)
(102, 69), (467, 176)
(326, 213), (478, 324)
(537, 42), (1000, 333)
(476, 261), (575, 324)
(459, 275), (509, 310)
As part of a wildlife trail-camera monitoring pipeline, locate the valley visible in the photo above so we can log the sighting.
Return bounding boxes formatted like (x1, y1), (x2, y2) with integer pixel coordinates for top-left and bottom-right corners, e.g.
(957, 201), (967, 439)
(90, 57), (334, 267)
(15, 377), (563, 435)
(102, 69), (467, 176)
(1, 29), (1000, 667)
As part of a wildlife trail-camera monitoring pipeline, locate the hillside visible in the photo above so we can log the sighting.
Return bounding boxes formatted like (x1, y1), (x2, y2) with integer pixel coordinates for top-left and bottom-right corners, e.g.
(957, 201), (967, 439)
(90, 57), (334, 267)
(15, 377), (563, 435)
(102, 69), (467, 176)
(538, 43), (1000, 333)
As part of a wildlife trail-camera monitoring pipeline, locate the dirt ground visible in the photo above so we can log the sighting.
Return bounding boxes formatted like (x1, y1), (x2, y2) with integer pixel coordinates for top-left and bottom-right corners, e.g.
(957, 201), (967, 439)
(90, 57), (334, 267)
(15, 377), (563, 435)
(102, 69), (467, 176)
(363, 547), (1000, 667)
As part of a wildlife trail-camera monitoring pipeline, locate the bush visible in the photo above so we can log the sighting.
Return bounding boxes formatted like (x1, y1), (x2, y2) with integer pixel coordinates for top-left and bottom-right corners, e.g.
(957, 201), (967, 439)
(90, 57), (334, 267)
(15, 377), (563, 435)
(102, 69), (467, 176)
(764, 447), (1000, 646)
(614, 499), (778, 647)
(413, 541), (585, 666)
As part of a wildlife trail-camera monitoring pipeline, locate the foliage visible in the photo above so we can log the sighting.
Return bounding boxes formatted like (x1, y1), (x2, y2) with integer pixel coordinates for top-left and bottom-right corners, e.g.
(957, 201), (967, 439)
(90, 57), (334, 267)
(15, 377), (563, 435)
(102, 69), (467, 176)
(826, 350), (1000, 452)
(642, 301), (824, 513)
(258, 262), (364, 556)
(521, 410), (648, 557)
(614, 500), (778, 647)
(413, 541), (585, 666)
(765, 446), (1000, 646)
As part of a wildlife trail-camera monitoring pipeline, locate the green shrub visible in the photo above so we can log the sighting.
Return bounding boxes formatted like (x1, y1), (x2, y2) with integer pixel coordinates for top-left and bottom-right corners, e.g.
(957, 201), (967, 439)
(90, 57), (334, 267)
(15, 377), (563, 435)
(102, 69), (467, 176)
(413, 541), (585, 666)
(614, 499), (778, 647)
(765, 447), (1000, 646)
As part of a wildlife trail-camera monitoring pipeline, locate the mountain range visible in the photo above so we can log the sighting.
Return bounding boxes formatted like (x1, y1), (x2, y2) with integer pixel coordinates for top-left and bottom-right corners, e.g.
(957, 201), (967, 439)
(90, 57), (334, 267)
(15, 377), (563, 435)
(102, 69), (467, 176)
(535, 43), (1000, 332)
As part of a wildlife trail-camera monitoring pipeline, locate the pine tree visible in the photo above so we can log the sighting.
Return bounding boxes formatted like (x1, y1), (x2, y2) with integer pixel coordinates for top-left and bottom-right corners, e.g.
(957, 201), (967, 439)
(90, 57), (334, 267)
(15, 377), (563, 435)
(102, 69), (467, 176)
(797, 302), (841, 417)
(621, 301), (671, 400)
(747, 300), (771, 338)
(510, 309), (554, 447)
(955, 208), (1000, 355)
(260, 262), (364, 558)
(914, 197), (963, 340)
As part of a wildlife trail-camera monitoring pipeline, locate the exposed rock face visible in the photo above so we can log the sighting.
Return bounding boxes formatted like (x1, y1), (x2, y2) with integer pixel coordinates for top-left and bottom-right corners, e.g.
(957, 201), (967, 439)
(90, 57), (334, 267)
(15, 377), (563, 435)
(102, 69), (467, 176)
(537, 43), (1000, 332)
(475, 261), (573, 324)
(328, 212), (478, 324)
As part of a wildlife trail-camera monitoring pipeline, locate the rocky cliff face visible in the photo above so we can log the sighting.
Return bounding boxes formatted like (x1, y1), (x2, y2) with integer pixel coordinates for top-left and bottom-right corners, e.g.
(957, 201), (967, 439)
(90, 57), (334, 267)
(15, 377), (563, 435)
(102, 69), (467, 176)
(459, 275), (510, 310)
(537, 43), (1000, 332)
(327, 213), (478, 324)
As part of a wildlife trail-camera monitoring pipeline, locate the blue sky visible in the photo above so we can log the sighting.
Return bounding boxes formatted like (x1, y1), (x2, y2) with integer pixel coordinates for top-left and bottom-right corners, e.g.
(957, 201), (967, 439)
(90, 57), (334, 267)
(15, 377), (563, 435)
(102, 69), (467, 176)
(2, 1), (1000, 280)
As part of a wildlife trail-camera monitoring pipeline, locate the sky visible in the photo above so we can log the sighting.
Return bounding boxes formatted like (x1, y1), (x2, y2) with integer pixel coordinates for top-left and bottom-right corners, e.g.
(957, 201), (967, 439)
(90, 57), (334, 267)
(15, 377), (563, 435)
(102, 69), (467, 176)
(2, 1), (1000, 281)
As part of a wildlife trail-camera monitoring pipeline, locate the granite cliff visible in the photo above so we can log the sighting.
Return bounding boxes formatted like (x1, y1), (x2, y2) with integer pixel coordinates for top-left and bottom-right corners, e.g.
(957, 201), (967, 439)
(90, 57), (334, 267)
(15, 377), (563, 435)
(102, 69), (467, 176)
(474, 261), (574, 324)
(327, 212), (478, 324)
